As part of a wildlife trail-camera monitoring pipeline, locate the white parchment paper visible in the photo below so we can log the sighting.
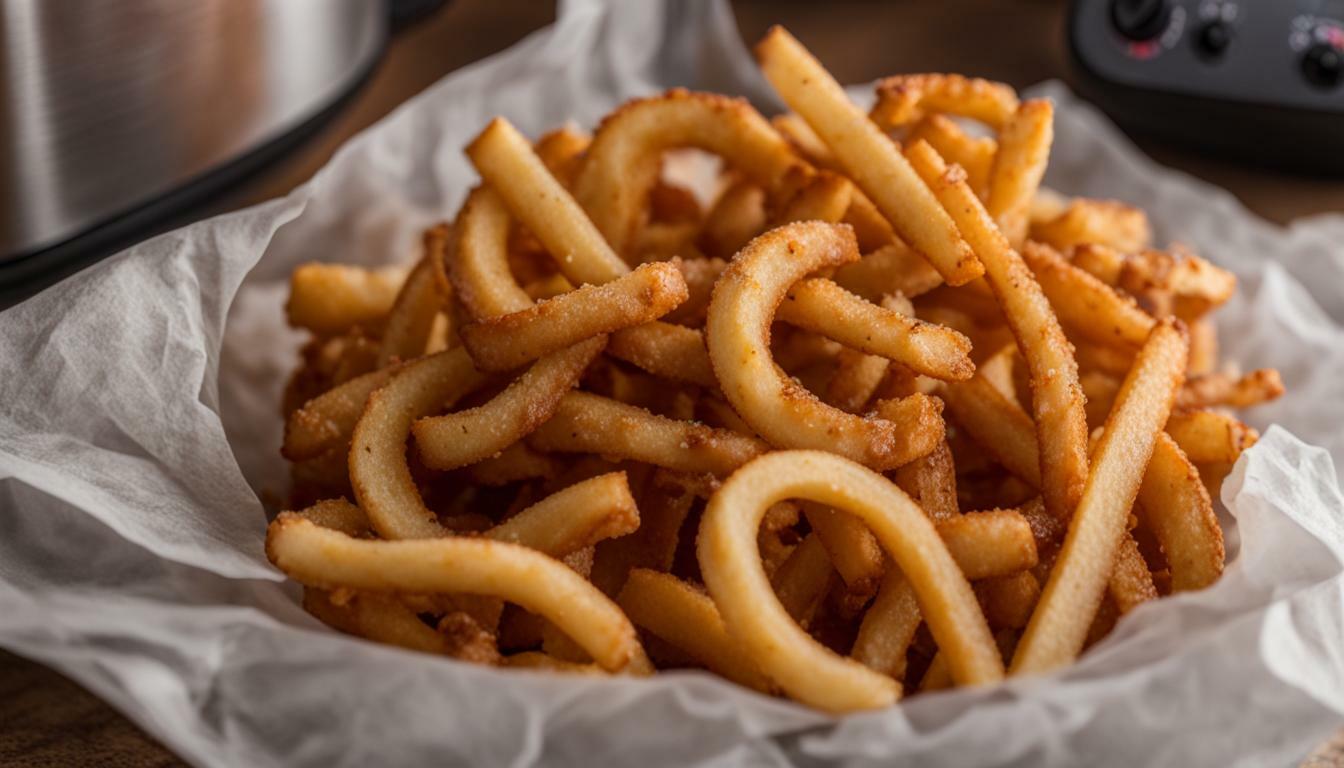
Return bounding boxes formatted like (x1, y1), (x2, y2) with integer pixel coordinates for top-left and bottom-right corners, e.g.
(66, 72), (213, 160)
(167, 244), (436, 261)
(2, 1), (1343, 765)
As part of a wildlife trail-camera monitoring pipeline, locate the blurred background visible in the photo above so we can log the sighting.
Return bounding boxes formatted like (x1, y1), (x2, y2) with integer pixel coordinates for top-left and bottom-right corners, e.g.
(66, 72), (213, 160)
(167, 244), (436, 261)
(2, 0), (1341, 764)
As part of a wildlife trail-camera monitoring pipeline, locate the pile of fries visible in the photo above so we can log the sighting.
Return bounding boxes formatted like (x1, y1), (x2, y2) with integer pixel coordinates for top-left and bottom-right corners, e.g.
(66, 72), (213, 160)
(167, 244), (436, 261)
(267, 26), (1283, 712)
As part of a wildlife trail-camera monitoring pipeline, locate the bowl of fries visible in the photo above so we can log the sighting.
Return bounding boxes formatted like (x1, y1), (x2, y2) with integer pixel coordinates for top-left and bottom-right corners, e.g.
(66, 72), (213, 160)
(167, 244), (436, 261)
(272, 22), (1287, 710)
(2, 1), (1342, 765)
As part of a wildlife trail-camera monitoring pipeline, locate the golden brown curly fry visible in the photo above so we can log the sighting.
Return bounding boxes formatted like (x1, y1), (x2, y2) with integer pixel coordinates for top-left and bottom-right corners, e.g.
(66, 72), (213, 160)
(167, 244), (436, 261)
(706, 222), (943, 470)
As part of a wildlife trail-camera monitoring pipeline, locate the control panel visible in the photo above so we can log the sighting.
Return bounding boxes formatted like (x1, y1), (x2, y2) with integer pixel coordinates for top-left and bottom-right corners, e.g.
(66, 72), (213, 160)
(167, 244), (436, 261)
(1069, 0), (1344, 173)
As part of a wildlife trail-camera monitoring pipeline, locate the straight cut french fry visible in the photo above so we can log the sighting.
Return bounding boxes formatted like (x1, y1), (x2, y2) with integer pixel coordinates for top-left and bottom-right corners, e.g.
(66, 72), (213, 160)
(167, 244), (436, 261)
(605, 322), (717, 388)
(529, 391), (768, 477)
(852, 570), (922, 680)
(985, 100), (1053, 246)
(906, 139), (1089, 523)
(467, 442), (561, 486)
(590, 469), (701, 595)
(831, 241), (944, 302)
(824, 348), (890, 413)
(412, 337), (605, 472)
(1136, 432), (1224, 591)
(905, 114), (997, 198)
(940, 372), (1042, 487)
(893, 439), (960, 521)
(460, 261), (688, 371)
(1165, 409), (1259, 465)
(286, 263), (409, 334)
(770, 532), (837, 627)
(1012, 319), (1187, 676)
(936, 509), (1038, 580)
(755, 27), (983, 286)
(1021, 241), (1155, 349)
(976, 570), (1041, 630)
(487, 472), (639, 557)
(776, 277), (974, 381)
(803, 503), (884, 598)
(1107, 533), (1159, 614)
(1177, 369), (1284, 410)
(378, 240), (446, 366)
(467, 117), (629, 285)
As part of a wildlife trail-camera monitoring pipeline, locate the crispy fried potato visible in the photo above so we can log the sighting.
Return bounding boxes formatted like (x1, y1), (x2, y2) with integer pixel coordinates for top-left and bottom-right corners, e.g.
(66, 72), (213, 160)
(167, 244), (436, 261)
(412, 337), (605, 472)
(1119, 246), (1236, 321)
(1069, 242), (1126, 285)
(699, 450), (1002, 711)
(267, 515), (649, 673)
(976, 570), (1041, 630)
(937, 509), (1039, 580)
(284, 362), (407, 462)
(871, 73), (1019, 130)
(852, 570), (922, 680)
(468, 117), (629, 285)
(706, 222), (943, 469)
(907, 140), (1089, 524)
(1166, 409), (1259, 465)
(305, 589), (499, 661)
(467, 442), (561, 486)
(618, 570), (773, 692)
(699, 180), (768, 259)
(1134, 435), (1220, 591)
(776, 277), (974, 381)
(378, 238), (446, 366)
(488, 472), (639, 557)
(831, 241), (944, 302)
(460, 261), (688, 371)
(1177, 369), (1284, 410)
(286, 263), (409, 334)
(771, 532), (838, 627)
(1021, 240), (1155, 349)
(804, 503), (884, 599)
(1030, 198), (1151, 253)
(756, 27), (982, 286)
(529, 391), (767, 477)
(574, 89), (803, 257)
(986, 101), (1053, 247)
(349, 348), (488, 539)
(1012, 319), (1186, 676)
(905, 113), (997, 199)
(824, 348), (890, 414)
(605, 322), (717, 388)
(591, 469), (703, 595)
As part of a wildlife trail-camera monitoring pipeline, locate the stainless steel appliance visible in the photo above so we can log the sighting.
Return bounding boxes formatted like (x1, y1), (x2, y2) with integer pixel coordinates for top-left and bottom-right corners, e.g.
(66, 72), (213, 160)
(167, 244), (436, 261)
(1, 0), (390, 292)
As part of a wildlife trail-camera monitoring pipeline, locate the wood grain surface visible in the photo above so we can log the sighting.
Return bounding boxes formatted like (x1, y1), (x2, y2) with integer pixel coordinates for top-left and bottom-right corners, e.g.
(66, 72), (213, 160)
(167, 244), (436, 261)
(3, 0), (1341, 765)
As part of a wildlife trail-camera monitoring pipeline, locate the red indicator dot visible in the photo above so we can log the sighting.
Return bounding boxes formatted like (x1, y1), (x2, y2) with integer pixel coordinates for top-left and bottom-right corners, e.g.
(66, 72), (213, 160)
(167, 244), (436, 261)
(1127, 40), (1160, 59)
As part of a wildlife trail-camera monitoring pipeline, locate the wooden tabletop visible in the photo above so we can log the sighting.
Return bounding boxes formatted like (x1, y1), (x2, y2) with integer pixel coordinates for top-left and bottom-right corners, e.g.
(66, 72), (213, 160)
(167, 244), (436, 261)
(4, 1), (1341, 765)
